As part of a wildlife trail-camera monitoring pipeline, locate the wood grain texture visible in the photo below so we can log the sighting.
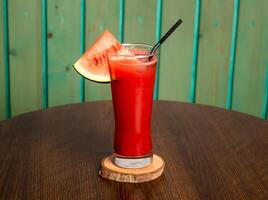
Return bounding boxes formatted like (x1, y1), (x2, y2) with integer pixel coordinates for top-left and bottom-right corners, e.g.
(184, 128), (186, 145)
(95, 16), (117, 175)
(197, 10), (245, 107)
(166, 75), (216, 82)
(8, 0), (42, 116)
(99, 154), (165, 183)
(84, 0), (119, 101)
(0, 101), (267, 199)
(196, 0), (233, 107)
(47, 0), (81, 107)
(0, 2), (6, 120)
(158, 0), (194, 102)
(232, 0), (268, 117)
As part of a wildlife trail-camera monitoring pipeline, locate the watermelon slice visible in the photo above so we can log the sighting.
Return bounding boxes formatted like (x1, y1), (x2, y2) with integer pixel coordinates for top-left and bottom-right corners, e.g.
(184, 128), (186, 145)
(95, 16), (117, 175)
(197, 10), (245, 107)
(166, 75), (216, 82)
(73, 30), (122, 83)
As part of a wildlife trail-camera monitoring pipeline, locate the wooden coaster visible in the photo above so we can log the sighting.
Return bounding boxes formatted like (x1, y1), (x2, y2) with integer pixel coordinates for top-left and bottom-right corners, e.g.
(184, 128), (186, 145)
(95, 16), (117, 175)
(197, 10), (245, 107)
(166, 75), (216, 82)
(99, 154), (165, 183)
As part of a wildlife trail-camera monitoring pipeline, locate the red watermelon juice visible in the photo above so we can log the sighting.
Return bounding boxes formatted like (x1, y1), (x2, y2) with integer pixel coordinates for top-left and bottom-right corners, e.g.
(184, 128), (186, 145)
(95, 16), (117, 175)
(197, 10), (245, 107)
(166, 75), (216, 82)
(108, 44), (157, 168)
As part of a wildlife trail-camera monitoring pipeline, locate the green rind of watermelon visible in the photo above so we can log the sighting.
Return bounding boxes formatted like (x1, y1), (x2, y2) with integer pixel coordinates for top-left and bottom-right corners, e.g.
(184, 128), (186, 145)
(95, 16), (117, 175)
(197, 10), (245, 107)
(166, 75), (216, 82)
(73, 61), (111, 83)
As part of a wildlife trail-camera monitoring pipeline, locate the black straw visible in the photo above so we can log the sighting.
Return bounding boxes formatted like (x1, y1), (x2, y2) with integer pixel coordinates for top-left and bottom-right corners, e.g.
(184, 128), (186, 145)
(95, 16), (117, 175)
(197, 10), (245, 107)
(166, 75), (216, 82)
(150, 19), (183, 57)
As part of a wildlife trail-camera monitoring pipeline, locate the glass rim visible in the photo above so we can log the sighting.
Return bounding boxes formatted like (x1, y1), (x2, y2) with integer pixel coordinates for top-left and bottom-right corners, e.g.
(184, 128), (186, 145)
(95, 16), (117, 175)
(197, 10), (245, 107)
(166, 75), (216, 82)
(109, 43), (158, 59)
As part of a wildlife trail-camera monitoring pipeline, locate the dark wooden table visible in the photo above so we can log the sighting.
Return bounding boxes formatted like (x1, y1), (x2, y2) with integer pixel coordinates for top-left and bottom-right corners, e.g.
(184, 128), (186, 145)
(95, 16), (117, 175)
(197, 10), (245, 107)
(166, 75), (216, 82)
(0, 101), (267, 199)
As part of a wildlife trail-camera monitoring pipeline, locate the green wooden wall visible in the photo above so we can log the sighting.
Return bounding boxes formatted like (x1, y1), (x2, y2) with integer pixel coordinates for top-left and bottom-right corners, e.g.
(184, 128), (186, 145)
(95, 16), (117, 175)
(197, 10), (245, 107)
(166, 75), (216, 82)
(232, 0), (268, 118)
(1, 0), (268, 120)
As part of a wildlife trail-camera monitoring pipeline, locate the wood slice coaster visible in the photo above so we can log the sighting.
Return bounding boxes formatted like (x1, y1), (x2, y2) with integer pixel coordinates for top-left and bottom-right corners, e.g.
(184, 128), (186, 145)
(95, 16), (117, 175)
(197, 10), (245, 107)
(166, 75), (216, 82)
(99, 154), (165, 183)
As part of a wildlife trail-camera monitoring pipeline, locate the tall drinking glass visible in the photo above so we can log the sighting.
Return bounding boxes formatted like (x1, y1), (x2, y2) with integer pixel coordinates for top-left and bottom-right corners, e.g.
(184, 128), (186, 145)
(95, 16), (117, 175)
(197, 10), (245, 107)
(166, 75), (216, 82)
(108, 44), (157, 168)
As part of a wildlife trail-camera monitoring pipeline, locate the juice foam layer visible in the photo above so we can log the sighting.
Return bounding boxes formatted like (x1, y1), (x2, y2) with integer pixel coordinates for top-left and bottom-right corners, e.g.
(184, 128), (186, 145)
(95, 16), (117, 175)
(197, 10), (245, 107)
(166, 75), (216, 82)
(109, 48), (157, 66)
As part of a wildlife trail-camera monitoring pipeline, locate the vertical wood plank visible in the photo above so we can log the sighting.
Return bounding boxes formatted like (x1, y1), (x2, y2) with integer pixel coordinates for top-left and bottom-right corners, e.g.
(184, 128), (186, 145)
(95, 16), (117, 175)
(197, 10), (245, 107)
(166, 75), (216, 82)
(118, 0), (125, 43)
(226, 0), (239, 110)
(124, 0), (156, 45)
(153, 0), (163, 100)
(195, 0), (233, 108)
(232, 0), (268, 118)
(9, 0), (42, 116)
(0, 2), (6, 120)
(2, 0), (11, 118)
(158, 0), (195, 102)
(47, 0), (80, 107)
(189, 0), (201, 103)
(42, 0), (48, 108)
(84, 0), (119, 101)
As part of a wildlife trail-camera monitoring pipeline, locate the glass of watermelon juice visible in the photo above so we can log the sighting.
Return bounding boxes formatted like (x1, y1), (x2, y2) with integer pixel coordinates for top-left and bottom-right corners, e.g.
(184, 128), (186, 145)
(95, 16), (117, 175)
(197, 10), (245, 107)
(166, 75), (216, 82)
(108, 44), (157, 168)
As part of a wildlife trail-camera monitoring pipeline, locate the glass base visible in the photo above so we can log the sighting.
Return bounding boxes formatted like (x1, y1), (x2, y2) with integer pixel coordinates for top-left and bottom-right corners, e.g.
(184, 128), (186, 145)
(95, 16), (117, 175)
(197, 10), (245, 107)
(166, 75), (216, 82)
(114, 155), (152, 169)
